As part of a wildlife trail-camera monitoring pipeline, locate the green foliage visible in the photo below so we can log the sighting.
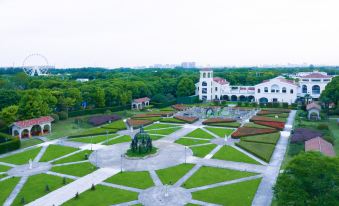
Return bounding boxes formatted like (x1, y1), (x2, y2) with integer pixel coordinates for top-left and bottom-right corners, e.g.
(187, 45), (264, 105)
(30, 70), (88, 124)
(212, 146), (260, 164)
(191, 144), (217, 157)
(235, 141), (275, 162)
(274, 152), (339, 206)
(0, 105), (19, 125)
(0, 147), (40, 164)
(58, 111), (68, 120)
(105, 171), (154, 189)
(176, 78), (195, 97)
(156, 163), (195, 185)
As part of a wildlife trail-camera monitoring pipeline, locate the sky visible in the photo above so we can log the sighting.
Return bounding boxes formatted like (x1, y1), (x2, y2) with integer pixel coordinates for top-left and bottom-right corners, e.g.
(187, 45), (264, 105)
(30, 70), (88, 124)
(0, 0), (339, 68)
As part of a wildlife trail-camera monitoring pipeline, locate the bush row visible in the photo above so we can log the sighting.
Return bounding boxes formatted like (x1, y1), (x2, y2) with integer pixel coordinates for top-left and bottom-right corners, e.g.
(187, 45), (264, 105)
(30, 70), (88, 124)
(68, 105), (130, 117)
(0, 137), (21, 154)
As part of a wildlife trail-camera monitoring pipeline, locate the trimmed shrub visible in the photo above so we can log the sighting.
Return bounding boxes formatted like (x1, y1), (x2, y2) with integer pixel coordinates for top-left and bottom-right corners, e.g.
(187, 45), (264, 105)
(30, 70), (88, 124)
(231, 127), (277, 138)
(50, 113), (59, 123)
(0, 136), (21, 154)
(317, 124), (328, 130)
(174, 116), (198, 123)
(253, 121), (285, 130)
(58, 111), (68, 120)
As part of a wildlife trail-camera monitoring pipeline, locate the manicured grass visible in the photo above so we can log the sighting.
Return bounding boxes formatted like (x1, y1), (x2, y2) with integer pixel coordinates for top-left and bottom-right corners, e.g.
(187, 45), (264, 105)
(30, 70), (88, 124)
(0, 147), (41, 165)
(175, 138), (210, 146)
(160, 117), (186, 124)
(212, 146), (260, 164)
(186, 128), (215, 139)
(105, 171), (154, 189)
(206, 122), (241, 128)
(149, 134), (165, 141)
(0, 173), (7, 178)
(191, 144), (217, 158)
(192, 178), (262, 206)
(185, 204), (200, 206)
(0, 177), (20, 205)
(12, 174), (73, 206)
(183, 166), (257, 189)
(156, 163), (195, 185)
(0, 164), (11, 172)
(70, 134), (118, 144)
(20, 138), (43, 148)
(40, 145), (79, 162)
(241, 132), (280, 145)
(103, 135), (131, 145)
(126, 147), (158, 158)
(74, 127), (117, 138)
(62, 185), (138, 206)
(51, 162), (97, 177)
(52, 150), (93, 164)
(147, 127), (181, 135)
(236, 141), (275, 162)
(243, 122), (271, 129)
(205, 127), (233, 138)
(101, 120), (127, 130)
(145, 123), (179, 130)
(263, 113), (289, 118)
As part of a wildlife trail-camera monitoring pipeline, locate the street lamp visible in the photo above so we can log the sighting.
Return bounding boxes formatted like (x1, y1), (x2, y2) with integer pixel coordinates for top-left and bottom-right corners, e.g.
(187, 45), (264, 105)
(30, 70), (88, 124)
(120, 154), (123, 173)
(106, 130), (108, 144)
(184, 146), (187, 164)
(90, 136), (93, 151)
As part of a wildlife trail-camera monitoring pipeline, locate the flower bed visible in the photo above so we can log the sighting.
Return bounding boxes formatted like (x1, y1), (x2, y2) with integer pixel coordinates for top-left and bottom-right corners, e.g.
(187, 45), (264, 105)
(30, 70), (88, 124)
(202, 118), (236, 125)
(88, 115), (121, 126)
(172, 104), (188, 111)
(174, 116), (198, 123)
(250, 116), (285, 123)
(257, 109), (290, 115)
(127, 119), (153, 129)
(205, 122), (241, 128)
(231, 127), (277, 138)
(290, 128), (323, 143)
(253, 121), (285, 130)
(159, 118), (186, 124)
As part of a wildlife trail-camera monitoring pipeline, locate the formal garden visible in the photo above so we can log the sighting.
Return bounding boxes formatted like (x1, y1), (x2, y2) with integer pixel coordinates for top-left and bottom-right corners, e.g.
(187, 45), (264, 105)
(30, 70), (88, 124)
(0, 104), (295, 206)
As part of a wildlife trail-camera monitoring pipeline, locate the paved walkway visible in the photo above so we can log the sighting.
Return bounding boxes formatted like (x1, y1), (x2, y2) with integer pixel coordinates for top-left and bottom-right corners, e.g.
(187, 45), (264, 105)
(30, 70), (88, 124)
(252, 110), (296, 206)
(4, 176), (28, 206)
(149, 170), (163, 186)
(162, 126), (197, 142)
(174, 164), (201, 187)
(27, 167), (120, 206)
(231, 145), (267, 165)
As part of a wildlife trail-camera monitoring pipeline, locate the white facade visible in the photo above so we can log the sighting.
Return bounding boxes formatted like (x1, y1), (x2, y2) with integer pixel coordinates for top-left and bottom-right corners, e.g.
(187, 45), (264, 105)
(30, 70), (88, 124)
(196, 69), (333, 104)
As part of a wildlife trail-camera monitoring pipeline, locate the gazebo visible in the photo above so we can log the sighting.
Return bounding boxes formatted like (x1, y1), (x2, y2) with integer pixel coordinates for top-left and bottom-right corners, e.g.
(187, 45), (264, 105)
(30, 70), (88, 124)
(11, 116), (54, 139)
(306, 102), (321, 120)
(131, 97), (150, 110)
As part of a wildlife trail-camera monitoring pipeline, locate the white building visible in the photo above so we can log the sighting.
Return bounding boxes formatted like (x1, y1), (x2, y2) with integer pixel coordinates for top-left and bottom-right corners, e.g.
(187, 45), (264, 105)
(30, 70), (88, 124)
(196, 69), (334, 104)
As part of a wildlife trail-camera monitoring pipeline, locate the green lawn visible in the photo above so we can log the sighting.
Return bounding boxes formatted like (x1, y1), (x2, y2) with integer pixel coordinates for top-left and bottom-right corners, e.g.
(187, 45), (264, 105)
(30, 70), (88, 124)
(147, 127), (181, 135)
(62, 185), (138, 206)
(0, 164), (11, 172)
(105, 171), (154, 189)
(20, 138), (43, 148)
(52, 150), (93, 164)
(241, 132), (280, 145)
(236, 141), (275, 162)
(74, 127), (117, 138)
(0, 173), (7, 179)
(0, 177), (20, 205)
(191, 144), (217, 158)
(183, 166), (257, 188)
(205, 127), (233, 138)
(205, 122), (241, 128)
(192, 178), (262, 206)
(186, 129), (215, 139)
(40, 145), (79, 162)
(0, 147), (41, 165)
(70, 134), (118, 144)
(103, 135), (131, 145)
(156, 163), (195, 185)
(145, 123), (180, 130)
(160, 118), (186, 124)
(243, 122), (271, 129)
(328, 119), (339, 155)
(149, 134), (165, 141)
(175, 138), (210, 146)
(51, 162), (97, 177)
(12, 174), (73, 206)
(212, 146), (260, 164)
(101, 120), (127, 130)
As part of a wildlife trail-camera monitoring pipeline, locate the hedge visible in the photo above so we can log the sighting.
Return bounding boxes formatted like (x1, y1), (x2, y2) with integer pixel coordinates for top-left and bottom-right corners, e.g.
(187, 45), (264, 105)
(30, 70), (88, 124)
(68, 128), (117, 138)
(0, 135), (21, 154)
(68, 105), (130, 117)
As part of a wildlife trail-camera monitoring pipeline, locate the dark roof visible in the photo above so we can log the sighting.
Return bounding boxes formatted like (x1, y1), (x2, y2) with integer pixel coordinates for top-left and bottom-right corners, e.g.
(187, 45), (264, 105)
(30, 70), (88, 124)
(305, 137), (335, 157)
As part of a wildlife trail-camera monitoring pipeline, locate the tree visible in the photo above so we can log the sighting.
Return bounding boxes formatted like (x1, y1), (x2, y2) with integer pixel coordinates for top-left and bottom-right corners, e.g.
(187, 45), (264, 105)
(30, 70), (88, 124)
(0, 89), (20, 109)
(176, 78), (195, 97)
(0, 105), (19, 125)
(274, 152), (339, 206)
(18, 90), (52, 119)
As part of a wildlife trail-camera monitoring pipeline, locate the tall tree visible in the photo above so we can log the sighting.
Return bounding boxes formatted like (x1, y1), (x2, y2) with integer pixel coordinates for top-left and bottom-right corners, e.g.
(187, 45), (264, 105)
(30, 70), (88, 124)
(18, 90), (53, 119)
(0, 105), (19, 125)
(176, 78), (195, 97)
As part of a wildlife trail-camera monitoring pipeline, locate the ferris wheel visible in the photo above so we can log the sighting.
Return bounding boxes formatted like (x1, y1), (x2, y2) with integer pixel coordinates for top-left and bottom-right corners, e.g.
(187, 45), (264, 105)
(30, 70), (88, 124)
(22, 53), (51, 76)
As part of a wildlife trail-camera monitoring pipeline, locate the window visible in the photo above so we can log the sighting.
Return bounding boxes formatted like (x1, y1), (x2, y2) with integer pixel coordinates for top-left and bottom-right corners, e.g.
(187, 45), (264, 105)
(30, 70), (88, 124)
(282, 87), (286, 93)
(215, 95), (218, 99)
(290, 89), (294, 94)
(215, 87), (218, 91)
(202, 81), (207, 86)
(208, 73), (211, 78)
(302, 79), (309, 82)
(312, 79), (321, 82)
(302, 85), (307, 93)
(203, 73), (206, 78)
(202, 95), (207, 100)
(312, 85), (320, 94)
(257, 89), (261, 93)
(203, 88), (208, 93)
(271, 84), (280, 93)
(324, 79), (330, 82)
(273, 98), (278, 103)
(264, 87), (268, 93)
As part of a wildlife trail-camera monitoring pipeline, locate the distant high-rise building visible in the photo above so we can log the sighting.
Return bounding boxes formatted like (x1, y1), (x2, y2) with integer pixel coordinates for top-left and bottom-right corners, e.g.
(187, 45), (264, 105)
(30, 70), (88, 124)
(181, 62), (196, 68)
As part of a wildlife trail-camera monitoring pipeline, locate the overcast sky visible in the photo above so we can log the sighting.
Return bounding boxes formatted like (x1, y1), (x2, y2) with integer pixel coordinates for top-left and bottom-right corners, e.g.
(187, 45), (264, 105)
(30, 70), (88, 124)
(0, 0), (339, 68)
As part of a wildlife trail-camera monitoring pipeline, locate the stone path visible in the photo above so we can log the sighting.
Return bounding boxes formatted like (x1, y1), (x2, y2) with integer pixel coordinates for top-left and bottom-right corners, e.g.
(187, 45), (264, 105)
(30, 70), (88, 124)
(100, 182), (143, 193)
(189, 199), (221, 206)
(49, 149), (84, 163)
(201, 127), (220, 139)
(204, 145), (222, 159)
(252, 110), (296, 206)
(230, 145), (267, 165)
(149, 170), (163, 186)
(53, 160), (89, 167)
(3, 176), (28, 206)
(33, 145), (48, 162)
(27, 167), (120, 206)
(45, 171), (79, 180)
(112, 200), (141, 206)
(174, 165), (201, 187)
(162, 127), (197, 142)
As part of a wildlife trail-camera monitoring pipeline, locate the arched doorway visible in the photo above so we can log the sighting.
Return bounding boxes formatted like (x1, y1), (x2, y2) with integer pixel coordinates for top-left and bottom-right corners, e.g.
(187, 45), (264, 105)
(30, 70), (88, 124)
(13, 130), (19, 137)
(231, 95), (237, 102)
(248, 96), (255, 102)
(312, 85), (320, 95)
(222, 95), (229, 101)
(31, 125), (42, 136)
(43, 125), (51, 134)
(22, 129), (30, 138)
(259, 97), (268, 103)
(239, 95), (246, 102)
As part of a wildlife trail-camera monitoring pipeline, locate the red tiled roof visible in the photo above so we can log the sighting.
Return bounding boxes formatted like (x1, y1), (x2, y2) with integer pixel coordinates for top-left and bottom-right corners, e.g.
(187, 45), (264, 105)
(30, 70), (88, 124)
(306, 102), (321, 111)
(13, 116), (54, 128)
(305, 137), (335, 157)
(213, 77), (229, 85)
(277, 78), (297, 86)
(133, 97), (150, 103)
(302, 73), (332, 78)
